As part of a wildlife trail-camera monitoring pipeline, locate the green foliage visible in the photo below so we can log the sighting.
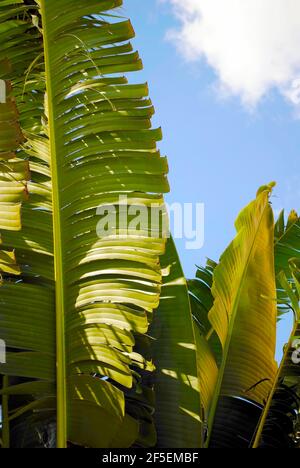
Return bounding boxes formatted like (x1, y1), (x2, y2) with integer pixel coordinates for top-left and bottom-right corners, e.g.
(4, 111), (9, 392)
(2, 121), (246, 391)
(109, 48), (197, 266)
(0, 0), (169, 448)
(189, 204), (300, 448)
(151, 237), (202, 448)
(0, 0), (299, 450)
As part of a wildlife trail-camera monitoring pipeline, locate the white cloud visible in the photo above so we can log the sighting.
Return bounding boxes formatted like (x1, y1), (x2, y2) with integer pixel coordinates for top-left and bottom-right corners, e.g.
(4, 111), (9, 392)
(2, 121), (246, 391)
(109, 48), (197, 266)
(163, 0), (300, 108)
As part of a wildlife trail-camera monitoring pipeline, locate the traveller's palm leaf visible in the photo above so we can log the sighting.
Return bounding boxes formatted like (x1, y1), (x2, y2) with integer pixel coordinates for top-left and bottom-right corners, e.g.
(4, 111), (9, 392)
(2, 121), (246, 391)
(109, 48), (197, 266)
(207, 184), (278, 447)
(253, 262), (300, 448)
(0, 0), (169, 448)
(150, 237), (202, 448)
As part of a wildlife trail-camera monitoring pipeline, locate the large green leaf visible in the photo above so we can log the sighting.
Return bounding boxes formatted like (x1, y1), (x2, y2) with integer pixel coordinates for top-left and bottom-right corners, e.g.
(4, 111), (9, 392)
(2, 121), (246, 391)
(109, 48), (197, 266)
(188, 261), (220, 419)
(207, 184), (278, 446)
(0, 0), (169, 448)
(274, 210), (300, 316)
(150, 237), (202, 448)
(275, 210), (300, 276)
(252, 262), (300, 448)
(0, 72), (29, 277)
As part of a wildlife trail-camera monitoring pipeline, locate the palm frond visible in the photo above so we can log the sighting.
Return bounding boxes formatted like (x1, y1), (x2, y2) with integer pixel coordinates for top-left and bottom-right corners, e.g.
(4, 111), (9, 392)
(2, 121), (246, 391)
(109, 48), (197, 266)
(150, 237), (202, 448)
(253, 263), (300, 448)
(188, 261), (220, 419)
(0, 0), (169, 448)
(275, 210), (300, 317)
(207, 183), (278, 446)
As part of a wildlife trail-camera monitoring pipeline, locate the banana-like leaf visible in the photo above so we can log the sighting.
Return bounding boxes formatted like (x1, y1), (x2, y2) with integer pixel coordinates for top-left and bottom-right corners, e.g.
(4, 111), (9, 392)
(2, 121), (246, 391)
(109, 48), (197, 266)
(209, 396), (263, 449)
(0, 70), (29, 277)
(275, 210), (300, 316)
(188, 261), (220, 419)
(275, 210), (300, 275)
(150, 237), (202, 448)
(252, 263), (300, 448)
(0, 0), (169, 448)
(207, 184), (278, 446)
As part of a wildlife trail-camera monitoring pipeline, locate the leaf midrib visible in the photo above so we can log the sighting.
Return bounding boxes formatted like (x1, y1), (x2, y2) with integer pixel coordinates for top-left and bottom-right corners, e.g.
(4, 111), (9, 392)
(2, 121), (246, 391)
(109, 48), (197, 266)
(40, 0), (67, 449)
(207, 194), (272, 445)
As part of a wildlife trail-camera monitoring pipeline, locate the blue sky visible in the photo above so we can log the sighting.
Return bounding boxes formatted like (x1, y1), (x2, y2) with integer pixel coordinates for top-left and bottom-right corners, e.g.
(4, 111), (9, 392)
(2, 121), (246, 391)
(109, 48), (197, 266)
(123, 0), (299, 275)
(122, 1), (299, 355)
